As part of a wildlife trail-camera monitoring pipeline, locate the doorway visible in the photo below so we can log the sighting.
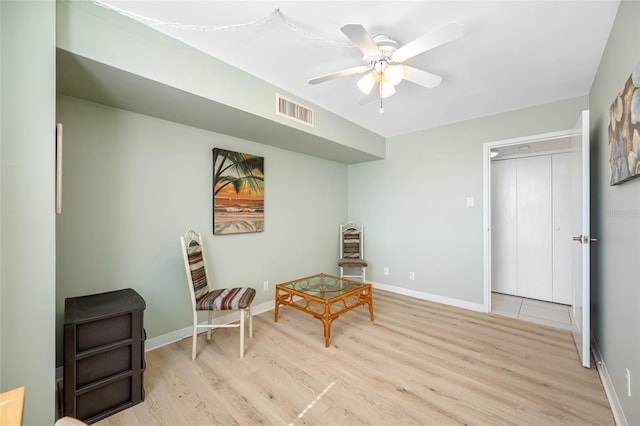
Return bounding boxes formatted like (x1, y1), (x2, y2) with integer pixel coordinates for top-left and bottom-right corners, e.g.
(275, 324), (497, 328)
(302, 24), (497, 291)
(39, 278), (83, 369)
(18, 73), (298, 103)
(484, 112), (591, 367)
(482, 129), (580, 329)
(491, 293), (572, 331)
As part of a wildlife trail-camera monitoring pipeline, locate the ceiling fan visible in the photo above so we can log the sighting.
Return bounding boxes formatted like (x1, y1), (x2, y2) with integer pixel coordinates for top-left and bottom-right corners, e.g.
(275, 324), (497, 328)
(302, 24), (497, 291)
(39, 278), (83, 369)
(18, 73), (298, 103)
(309, 22), (463, 109)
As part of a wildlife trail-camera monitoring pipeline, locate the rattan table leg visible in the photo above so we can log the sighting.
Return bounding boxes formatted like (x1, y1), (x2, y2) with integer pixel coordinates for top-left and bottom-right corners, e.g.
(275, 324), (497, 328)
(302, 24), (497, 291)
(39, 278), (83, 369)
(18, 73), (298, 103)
(323, 303), (331, 347)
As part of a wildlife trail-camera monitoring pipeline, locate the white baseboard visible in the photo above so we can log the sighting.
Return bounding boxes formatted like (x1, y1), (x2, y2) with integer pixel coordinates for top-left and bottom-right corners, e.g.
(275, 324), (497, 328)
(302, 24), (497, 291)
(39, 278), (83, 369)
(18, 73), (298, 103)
(143, 284), (483, 353)
(57, 285), (624, 425)
(55, 286), (482, 381)
(592, 339), (628, 426)
(369, 281), (486, 312)
(56, 300), (275, 382)
(145, 299), (274, 351)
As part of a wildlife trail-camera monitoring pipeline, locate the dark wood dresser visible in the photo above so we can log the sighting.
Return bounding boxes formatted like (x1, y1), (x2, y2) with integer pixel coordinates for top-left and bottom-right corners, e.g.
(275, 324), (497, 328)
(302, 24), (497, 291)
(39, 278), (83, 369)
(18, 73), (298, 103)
(64, 288), (146, 424)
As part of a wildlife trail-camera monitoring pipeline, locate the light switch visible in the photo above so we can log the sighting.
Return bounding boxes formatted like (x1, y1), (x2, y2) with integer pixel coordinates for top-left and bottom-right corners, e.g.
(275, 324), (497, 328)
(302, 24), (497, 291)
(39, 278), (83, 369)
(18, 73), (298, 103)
(466, 196), (474, 207)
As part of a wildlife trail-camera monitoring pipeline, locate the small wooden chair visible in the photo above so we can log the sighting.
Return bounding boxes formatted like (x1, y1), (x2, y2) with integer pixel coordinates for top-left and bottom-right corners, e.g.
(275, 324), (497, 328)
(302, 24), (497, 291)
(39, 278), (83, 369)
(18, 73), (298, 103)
(180, 229), (256, 359)
(338, 222), (368, 282)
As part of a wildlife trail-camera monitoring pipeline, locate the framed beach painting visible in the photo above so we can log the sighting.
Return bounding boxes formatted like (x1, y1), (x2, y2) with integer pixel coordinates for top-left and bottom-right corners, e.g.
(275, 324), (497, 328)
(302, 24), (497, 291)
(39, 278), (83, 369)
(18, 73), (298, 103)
(608, 60), (640, 185)
(213, 148), (264, 235)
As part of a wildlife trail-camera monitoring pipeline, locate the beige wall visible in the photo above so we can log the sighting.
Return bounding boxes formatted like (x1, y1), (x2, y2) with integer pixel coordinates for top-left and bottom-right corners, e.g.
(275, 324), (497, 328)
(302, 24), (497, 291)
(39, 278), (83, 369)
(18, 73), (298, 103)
(348, 96), (588, 303)
(56, 0), (385, 163)
(55, 95), (348, 364)
(589, 1), (640, 423)
(1, 1), (57, 424)
(3, 1), (634, 424)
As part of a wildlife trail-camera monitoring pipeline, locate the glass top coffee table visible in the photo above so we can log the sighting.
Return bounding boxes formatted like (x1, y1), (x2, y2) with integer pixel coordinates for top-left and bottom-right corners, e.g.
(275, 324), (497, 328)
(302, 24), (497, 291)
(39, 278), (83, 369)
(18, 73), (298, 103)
(274, 273), (375, 347)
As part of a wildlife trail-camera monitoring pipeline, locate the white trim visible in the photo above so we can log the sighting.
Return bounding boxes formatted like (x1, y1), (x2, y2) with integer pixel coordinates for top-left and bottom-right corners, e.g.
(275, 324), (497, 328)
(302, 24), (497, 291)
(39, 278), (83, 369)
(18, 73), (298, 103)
(483, 142), (492, 313)
(56, 300), (274, 382)
(54, 286), (493, 381)
(482, 128), (580, 313)
(494, 147), (573, 161)
(55, 285), (487, 380)
(122, 282), (486, 354)
(592, 339), (628, 426)
(55, 123), (63, 214)
(56, 285), (624, 426)
(145, 299), (274, 352)
(484, 128), (580, 150)
(370, 281), (485, 312)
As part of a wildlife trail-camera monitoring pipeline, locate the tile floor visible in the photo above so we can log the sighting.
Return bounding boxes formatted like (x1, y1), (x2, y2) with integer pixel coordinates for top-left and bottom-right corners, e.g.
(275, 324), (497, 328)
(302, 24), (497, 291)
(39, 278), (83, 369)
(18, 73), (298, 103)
(491, 292), (573, 331)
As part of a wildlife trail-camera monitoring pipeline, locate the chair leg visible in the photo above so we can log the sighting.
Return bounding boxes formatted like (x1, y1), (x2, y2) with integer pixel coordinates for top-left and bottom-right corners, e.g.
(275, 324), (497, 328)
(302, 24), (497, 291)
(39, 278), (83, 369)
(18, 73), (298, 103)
(192, 312), (198, 360)
(362, 267), (366, 282)
(239, 309), (245, 358)
(248, 305), (253, 339)
(340, 266), (344, 278)
(207, 311), (213, 340)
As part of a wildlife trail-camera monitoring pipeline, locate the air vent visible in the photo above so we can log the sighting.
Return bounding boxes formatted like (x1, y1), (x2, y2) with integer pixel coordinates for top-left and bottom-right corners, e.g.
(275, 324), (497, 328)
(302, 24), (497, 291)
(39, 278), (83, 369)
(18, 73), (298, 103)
(276, 94), (314, 127)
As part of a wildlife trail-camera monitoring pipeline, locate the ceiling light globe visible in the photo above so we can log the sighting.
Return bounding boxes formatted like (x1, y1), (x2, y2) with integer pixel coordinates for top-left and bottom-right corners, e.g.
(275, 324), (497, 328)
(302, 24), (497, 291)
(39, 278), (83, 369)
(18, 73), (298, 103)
(357, 72), (378, 95)
(380, 79), (396, 99)
(384, 65), (404, 86)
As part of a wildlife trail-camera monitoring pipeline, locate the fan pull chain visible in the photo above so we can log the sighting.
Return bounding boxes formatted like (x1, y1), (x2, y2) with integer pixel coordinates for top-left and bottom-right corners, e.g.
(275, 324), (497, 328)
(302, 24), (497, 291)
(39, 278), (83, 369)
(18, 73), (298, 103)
(379, 82), (384, 113)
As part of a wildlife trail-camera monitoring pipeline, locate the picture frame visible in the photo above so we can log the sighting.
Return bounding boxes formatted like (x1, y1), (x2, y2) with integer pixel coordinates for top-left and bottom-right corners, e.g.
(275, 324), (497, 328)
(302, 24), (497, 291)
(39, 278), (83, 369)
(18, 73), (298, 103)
(212, 148), (264, 235)
(56, 123), (63, 214)
(608, 60), (640, 185)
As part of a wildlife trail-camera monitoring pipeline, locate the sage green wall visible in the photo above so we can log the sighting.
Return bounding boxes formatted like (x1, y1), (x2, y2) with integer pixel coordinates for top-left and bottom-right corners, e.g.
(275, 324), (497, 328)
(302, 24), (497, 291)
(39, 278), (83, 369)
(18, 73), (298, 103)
(55, 95), (348, 365)
(348, 96), (587, 303)
(589, 1), (640, 423)
(1, 1), (56, 424)
(56, 0), (385, 161)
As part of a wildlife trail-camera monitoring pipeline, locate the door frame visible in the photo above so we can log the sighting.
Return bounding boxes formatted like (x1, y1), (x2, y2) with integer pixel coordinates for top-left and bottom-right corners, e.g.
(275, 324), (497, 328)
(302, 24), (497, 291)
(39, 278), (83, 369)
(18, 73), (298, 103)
(482, 128), (580, 313)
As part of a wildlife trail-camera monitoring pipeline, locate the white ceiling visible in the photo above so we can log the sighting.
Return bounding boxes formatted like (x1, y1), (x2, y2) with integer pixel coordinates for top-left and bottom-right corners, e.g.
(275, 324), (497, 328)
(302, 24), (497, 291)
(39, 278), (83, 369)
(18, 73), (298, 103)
(100, 1), (619, 138)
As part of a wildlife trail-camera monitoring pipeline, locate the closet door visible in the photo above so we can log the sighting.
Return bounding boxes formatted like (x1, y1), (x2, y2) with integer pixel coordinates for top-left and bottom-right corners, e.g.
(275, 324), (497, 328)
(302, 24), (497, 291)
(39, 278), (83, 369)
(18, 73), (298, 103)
(516, 156), (552, 301)
(491, 159), (517, 295)
(552, 153), (572, 304)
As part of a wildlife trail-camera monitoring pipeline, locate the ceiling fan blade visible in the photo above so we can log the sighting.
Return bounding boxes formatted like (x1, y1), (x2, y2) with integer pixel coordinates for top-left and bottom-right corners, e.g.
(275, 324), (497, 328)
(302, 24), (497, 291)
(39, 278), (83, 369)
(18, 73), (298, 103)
(341, 24), (380, 57)
(391, 22), (463, 63)
(402, 66), (443, 89)
(309, 65), (371, 85)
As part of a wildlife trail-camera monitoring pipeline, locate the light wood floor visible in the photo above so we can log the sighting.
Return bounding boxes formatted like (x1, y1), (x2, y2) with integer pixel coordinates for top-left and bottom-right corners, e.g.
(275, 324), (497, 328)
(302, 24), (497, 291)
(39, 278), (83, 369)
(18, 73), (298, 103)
(96, 290), (613, 425)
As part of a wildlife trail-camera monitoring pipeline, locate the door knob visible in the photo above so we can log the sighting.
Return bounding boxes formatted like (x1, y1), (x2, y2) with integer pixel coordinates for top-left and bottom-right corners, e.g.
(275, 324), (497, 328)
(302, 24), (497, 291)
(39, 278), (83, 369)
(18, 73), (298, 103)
(572, 235), (598, 243)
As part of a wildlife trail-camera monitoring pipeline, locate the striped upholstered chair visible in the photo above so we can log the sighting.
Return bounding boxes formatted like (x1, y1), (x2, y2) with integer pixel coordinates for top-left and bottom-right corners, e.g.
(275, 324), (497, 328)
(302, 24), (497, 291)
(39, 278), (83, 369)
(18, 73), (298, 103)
(180, 229), (256, 360)
(338, 222), (368, 282)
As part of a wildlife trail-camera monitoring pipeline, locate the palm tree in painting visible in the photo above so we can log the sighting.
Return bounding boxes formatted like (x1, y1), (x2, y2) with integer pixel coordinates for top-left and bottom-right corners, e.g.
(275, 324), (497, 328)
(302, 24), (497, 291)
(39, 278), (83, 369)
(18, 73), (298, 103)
(213, 149), (264, 197)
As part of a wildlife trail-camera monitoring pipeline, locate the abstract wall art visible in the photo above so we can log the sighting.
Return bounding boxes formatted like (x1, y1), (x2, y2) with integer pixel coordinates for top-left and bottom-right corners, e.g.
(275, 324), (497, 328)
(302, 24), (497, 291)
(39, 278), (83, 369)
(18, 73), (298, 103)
(608, 60), (640, 185)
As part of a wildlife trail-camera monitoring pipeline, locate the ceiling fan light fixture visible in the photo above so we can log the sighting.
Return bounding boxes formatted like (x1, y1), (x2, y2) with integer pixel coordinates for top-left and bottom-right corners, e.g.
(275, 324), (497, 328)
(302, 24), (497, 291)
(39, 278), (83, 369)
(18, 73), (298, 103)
(309, 21), (463, 111)
(384, 64), (404, 86)
(357, 71), (378, 94)
(379, 78), (396, 98)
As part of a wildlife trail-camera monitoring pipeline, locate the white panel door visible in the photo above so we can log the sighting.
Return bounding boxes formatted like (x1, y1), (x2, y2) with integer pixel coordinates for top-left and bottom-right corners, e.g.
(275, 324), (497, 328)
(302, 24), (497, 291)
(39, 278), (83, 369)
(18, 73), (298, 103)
(570, 110), (591, 368)
(516, 156), (552, 301)
(552, 153), (572, 304)
(491, 159), (517, 295)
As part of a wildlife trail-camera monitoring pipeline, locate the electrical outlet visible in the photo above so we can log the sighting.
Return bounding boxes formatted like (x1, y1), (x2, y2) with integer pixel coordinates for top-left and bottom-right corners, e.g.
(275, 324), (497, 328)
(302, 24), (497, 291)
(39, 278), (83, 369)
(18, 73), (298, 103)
(263, 281), (269, 291)
(383, 267), (389, 276)
(409, 272), (415, 280)
(626, 368), (631, 397)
